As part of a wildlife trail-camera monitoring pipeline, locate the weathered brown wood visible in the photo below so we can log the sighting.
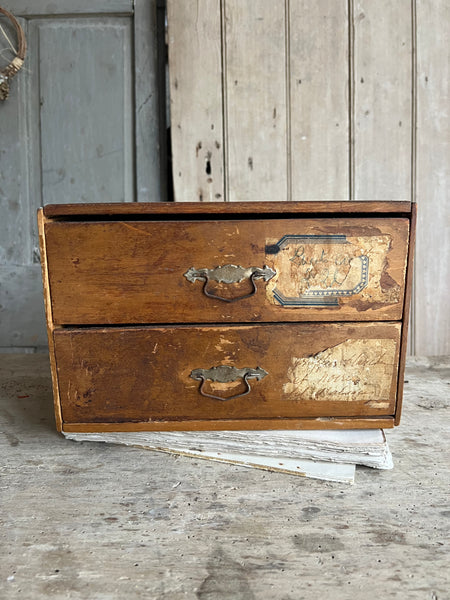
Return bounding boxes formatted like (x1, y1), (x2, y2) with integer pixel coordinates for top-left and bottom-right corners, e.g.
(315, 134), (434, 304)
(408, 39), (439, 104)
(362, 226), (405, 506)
(53, 323), (401, 428)
(37, 209), (63, 431)
(395, 203), (417, 425)
(40, 201), (414, 432)
(42, 200), (412, 218)
(62, 417), (395, 433)
(44, 217), (410, 324)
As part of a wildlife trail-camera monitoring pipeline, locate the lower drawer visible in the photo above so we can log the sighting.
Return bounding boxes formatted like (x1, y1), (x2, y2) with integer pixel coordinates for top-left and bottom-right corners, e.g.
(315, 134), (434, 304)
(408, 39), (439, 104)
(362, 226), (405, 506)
(53, 323), (401, 431)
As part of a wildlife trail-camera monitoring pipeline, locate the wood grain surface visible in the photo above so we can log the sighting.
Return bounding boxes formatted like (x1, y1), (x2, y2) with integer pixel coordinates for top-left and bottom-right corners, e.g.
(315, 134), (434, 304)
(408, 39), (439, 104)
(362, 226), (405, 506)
(167, 0), (224, 204)
(53, 323), (401, 427)
(37, 211), (63, 431)
(167, 1), (415, 203)
(415, 0), (450, 355)
(44, 217), (409, 324)
(42, 200), (412, 217)
(290, 0), (349, 200)
(353, 0), (413, 201)
(395, 204), (417, 425)
(224, 0), (288, 202)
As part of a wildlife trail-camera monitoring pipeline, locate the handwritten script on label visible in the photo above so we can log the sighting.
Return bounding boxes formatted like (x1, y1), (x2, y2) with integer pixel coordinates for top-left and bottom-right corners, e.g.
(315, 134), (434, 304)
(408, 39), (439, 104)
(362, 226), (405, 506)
(283, 338), (397, 403)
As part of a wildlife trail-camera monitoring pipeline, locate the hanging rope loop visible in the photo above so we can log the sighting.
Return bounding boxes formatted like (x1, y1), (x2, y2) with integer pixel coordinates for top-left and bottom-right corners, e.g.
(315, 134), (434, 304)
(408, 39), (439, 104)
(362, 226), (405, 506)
(0, 7), (27, 100)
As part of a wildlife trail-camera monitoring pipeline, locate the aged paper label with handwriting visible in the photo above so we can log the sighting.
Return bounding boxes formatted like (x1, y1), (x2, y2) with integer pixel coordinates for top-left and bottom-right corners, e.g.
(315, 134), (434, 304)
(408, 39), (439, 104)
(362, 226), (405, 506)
(283, 338), (397, 406)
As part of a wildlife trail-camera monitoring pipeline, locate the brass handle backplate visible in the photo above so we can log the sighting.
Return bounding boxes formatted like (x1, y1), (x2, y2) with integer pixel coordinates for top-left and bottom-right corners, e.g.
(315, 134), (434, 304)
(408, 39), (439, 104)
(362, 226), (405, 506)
(184, 264), (276, 303)
(190, 365), (268, 402)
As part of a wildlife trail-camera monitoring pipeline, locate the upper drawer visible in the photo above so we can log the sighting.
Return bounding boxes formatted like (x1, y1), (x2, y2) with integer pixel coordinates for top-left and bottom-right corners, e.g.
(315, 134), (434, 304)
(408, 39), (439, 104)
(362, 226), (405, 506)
(44, 217), (409, 324)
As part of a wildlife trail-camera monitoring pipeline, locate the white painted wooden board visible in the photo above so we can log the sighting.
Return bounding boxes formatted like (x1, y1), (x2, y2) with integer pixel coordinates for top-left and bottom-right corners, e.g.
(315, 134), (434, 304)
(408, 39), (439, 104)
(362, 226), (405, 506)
(224, 0), (288, 202)
(64, 432), (358, 483)
(290, 0), (349, 200)
(135, 0), (161, 203)
(63, 429), (394, 475)
(168, 0), (224, 203)
(353, 0), (413, 201)
(168, 0), (415, 203)
(166, 0), (450, 356)
(415, 0), (450, 355)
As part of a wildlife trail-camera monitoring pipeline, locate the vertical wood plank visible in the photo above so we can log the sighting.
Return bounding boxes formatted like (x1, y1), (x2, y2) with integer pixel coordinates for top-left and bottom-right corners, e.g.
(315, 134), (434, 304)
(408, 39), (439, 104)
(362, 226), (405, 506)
(27, 20), (45, 257)
(353, 0), (412, 200)
(290, 0), (349, 200)
(37, 18), (134, 206)
(415, 0), (450, 355)
(167, 0), (224, 203)
(134, 0), (161, 203)
(224, 0), (287, 202)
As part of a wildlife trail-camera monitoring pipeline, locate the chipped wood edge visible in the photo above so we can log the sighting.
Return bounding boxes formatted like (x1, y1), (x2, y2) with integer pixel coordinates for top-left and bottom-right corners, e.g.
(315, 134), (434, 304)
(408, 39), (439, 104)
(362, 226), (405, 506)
(395, 203), (417, 425)
(42, 200), (412, 217)
(38, 209), (63, 432)
(61, 417), (394, 434)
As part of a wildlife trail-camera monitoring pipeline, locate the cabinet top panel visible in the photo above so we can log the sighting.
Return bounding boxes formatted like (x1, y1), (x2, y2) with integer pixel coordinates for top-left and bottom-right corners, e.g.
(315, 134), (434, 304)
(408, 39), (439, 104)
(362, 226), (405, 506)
(42, 201), (412, 219)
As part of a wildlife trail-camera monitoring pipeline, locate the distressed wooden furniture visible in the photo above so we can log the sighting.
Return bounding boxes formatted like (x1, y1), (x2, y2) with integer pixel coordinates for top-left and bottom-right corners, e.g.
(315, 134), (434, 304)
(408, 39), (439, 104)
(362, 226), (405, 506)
(38, 201), (416, 433)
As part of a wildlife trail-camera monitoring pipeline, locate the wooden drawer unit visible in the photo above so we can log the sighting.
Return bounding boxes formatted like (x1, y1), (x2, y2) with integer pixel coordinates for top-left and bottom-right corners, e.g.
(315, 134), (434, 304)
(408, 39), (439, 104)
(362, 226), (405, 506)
(38, 201), (416, 433)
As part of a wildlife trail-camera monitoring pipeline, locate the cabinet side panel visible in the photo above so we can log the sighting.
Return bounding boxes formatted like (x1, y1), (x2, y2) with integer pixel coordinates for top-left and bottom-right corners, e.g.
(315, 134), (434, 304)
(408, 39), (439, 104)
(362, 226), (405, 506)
(38, 210), (62, 431)
(395, 204), (416, 425)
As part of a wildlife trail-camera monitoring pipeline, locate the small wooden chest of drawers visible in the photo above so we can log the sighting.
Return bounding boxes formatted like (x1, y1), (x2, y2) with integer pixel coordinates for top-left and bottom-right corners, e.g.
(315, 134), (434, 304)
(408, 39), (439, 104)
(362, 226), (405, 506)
(38, 201), (416, 434)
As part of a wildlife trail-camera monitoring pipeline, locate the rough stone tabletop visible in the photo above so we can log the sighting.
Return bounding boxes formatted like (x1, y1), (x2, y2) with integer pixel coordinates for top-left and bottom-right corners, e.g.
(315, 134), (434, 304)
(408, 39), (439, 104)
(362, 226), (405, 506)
(1, 354), (449, 600)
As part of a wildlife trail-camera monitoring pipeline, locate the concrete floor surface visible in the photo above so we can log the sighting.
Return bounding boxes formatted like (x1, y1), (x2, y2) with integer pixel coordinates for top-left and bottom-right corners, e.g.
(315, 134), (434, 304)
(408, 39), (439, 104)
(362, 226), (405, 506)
(1, 354), (449, 599)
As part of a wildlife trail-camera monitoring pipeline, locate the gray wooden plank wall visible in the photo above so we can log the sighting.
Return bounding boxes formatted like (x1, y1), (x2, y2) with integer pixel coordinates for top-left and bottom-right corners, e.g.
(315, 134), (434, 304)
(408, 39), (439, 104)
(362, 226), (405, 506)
(167, 0), (449, 356)
(0, 0), (160, 350)
(168, 0), (414, 203)
(0, 1), (448, 356)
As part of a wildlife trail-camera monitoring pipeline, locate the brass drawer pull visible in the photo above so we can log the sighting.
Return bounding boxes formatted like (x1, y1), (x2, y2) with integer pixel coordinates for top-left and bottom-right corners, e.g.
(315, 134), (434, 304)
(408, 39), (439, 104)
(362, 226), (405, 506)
(190, 365), (268, 402)
(184, 264), (276, 303)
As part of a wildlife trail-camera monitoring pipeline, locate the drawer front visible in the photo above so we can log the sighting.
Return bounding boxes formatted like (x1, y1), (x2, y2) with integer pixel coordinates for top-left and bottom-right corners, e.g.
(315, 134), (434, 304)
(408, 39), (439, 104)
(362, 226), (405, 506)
(45, 218), (409, 324)
(54, 323), (401, 425)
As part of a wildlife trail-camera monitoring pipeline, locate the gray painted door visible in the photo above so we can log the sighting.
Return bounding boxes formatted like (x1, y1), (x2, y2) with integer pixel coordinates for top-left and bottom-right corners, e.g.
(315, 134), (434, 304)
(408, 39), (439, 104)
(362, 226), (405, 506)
(0, 0), (160, 350)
